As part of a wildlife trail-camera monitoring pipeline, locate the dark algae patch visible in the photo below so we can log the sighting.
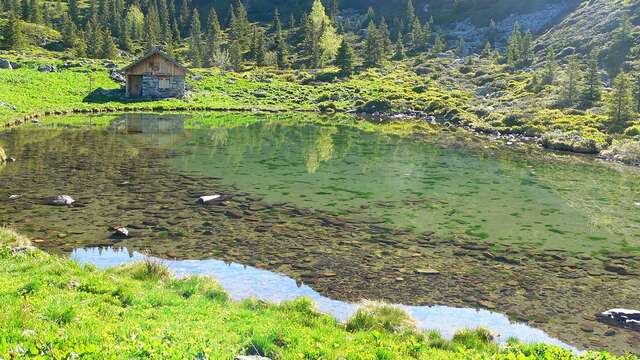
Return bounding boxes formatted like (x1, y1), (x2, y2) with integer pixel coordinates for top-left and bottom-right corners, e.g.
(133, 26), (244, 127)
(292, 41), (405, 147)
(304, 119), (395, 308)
(1, 113), (640, 354)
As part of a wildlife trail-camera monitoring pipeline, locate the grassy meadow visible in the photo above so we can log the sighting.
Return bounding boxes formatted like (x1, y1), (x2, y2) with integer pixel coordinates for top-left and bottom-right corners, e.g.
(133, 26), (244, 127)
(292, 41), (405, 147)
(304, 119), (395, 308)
(0, 227), (635, 359)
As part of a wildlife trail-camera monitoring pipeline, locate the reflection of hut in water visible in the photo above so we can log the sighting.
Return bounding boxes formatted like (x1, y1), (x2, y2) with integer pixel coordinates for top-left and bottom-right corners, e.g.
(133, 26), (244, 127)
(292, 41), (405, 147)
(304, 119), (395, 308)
(110, 113), (190, 148)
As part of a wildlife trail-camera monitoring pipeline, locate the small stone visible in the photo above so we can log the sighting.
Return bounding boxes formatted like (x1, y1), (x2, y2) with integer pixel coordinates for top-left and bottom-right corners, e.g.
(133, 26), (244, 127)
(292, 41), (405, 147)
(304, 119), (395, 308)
(113, 227), (129, 239)
(320, 271), (337, 277)
(57, 233), (68, 239)
(415, 268), (440, 275)
(9, 195), (20, 200)
(604, 264), (632, 275)
(580, 326), (594, 333)
(604, 329), (617, 336)
(46, 195), (75, 206)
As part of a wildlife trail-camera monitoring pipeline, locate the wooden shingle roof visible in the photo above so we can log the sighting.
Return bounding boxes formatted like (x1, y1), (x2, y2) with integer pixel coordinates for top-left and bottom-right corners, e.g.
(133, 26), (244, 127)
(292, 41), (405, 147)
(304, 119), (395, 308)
(121, 48), (190, 74)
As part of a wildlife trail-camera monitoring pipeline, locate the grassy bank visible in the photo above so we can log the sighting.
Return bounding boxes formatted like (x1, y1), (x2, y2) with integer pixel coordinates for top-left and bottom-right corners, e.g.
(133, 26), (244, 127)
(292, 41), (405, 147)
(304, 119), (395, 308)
(0, 228), (633, 359)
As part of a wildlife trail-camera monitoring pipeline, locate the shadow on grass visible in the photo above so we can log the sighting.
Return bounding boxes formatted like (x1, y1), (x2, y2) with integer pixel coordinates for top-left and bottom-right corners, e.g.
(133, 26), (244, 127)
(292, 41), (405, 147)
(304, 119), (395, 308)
(83, 87), (166, 105)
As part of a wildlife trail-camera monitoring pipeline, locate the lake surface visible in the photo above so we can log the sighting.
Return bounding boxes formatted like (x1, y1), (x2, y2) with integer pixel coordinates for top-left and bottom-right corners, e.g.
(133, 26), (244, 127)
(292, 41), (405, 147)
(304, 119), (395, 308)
(1, 113), (639, 354)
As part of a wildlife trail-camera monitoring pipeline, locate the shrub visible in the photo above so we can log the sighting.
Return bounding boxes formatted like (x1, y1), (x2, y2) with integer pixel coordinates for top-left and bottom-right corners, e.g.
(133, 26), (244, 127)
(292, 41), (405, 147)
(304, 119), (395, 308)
(540, 130), (607, 154)
(357, 99), (393, 113)
(601, 140), (640, 165)
(452, 328), (495, 350)
(623, 125), (640, 137)
(346, 301), (417, 334)
(44, 300), (75, 325)
(124, 258), (172, 281)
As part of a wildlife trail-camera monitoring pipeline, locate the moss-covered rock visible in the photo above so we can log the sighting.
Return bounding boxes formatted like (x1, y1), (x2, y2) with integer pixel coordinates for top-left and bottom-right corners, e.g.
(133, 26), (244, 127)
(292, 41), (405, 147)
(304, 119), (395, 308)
(540, 130), (606, 154)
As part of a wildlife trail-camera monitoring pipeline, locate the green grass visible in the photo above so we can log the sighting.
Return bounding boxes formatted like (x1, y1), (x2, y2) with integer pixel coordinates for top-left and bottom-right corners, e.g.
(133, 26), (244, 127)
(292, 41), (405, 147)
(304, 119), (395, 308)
(0, 227), (634, 359)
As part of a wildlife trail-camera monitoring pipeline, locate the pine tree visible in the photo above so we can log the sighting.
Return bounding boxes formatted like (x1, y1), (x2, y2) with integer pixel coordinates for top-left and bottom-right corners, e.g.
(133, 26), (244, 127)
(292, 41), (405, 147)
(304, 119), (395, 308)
(4, 11), (25, 50)
(274, 9), (289, 69)
(20, 0), (29, 21)
(101, 29), (118, 59)
(255, 29), (266, 66)
(363, 6), (375, 29)
(29, 0), (42, 23)
(481, 41), (492, 58)
(633, 73), (640, 113)
(393, 33), (406, 60)
(68, 0), (80, 23)
(487, 19), (497, 46)
(365, 22), (384, 68)
(119, 19), (132, 51)
(144, 4), (161, 50)
(86, 21), (104, 58)
(506, 21), (522, 67)
(158, 0), (172, 43)
(335, 38), (355, 75)
(61, 13), (77, 48)
(608, 71), (634, 127)
(379, 17), (391, 53)
(288, 12), (296, 30)
(581, 52), (602, 107)
(521, 30), (534, 67)
(205, 7), (222, 66)
(543, 47), (557, 84)
(409, 16), (423, 51)
(405, 0), (415, 31)
(330, 0), (338, 23)
(189, 8), (203, 67)
(304, 0), (340, 67)
(179, 0), (190, 36)
(456, 36), (465, 57)
(74, 30), (87, 57)
(560, 55), (581, 108)
(432, 33), (446, 54)
(230, 37), (243, 72)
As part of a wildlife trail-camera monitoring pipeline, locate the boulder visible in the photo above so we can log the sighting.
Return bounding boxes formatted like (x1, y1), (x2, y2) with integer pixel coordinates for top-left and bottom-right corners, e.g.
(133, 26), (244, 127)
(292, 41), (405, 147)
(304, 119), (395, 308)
(0, 59), (12, 69)
(46, 195), (75, 206)
(38, 64), (57, 73)
(197, 194), (230, 204)
(596, 309), (640, 331)
(112, 227), (129, 239)
(110, 71), (125, 83)
(10, 61), (21, 69)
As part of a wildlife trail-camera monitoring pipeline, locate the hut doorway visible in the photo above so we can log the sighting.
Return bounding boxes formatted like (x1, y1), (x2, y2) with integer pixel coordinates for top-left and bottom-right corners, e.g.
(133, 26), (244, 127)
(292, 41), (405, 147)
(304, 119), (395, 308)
(128, 75), (142, 97)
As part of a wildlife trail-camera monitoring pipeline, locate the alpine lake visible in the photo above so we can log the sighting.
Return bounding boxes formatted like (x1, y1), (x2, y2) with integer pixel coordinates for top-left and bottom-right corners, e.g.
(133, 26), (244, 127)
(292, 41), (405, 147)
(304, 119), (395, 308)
(1, 113), (639, 354)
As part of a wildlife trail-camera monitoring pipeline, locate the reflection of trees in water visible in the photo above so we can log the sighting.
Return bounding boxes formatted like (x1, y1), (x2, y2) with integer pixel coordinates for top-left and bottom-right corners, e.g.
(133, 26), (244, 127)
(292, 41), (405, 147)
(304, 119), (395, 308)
(306, 127), (337, 174)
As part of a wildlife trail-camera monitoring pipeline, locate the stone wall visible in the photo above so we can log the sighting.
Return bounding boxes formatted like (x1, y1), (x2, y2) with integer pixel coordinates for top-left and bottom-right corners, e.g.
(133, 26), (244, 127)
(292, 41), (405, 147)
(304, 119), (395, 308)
(141, 75), (185, 99)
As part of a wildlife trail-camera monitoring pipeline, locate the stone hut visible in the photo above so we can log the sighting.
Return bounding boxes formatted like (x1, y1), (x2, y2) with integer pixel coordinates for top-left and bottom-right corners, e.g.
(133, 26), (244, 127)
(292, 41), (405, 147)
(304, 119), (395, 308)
(122, 49), (188, 99)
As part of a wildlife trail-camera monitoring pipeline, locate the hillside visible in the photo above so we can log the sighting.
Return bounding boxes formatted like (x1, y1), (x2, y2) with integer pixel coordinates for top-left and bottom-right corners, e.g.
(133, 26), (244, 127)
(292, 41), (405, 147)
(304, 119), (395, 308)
(535, 0), (640, 72)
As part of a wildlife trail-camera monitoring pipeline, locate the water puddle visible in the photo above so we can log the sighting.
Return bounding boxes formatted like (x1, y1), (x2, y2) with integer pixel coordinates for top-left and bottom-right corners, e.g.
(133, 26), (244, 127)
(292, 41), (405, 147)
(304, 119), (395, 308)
(72, 247), (576, 350)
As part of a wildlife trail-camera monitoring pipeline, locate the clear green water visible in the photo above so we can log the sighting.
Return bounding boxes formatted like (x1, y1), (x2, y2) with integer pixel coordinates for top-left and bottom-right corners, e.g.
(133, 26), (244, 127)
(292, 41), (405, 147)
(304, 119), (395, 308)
(169, 120), (640, 255)
(2, 113), (640, 353)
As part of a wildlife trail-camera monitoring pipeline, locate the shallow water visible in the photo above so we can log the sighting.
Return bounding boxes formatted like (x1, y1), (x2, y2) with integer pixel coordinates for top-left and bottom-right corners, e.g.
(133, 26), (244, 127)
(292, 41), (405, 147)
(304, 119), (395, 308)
(1, 113), (639, 353)
(72, 246), (576, 350)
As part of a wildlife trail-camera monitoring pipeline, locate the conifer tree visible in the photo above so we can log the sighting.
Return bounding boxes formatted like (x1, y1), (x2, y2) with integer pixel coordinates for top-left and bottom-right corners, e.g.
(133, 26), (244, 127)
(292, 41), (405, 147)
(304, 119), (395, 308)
(87, 22), (104, 58)
(543, 47), (557, 84)
(379, 17), (392, 53)
(20, 0), (29, 21)
(409, 16), (423, 51)
(304, 0), (340, 67)
(74, 30), (87, 57)
(560, 55), (582, 108)
(289, 12), (296, 30)
(119, 19), (132, 51)
(405, 0), (415, 32)
(205, 7), (222, 66)
(335, 38), (355, 75)
(481, 41), (492, 58)
(144, 4), (161, 50)
(608, 71), (634, 126)
(581, 52), (602, 107)
(230, 37), (243, 72)
(179, 0), (190, 35)
(506, 21), (522, 67)
(456, 36), (465, 57)
(633, 73), (640, 113)
(158, 0), (172, 43)
(29, 0), (42, 23)
(189, 8), (203, 67)
(274, 9), (289, 69)
(432, 33), (446, 54)
(101, 29), (118, 59)
(365, 22), (384, 68)
(363, 6), (375, 29)
(4, 11), (25, 50)
(330, 0), (338, 23)
(62, 13), (77, 48)
(255, 29), (266, 66)
(487, 19), (497, 46)
(393, 33), (406, 60)
(68, 0), (80, 23)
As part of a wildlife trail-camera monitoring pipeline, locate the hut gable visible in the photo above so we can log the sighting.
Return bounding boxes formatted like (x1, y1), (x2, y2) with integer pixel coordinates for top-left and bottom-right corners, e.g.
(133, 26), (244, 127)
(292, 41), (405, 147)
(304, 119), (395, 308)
(122, 49), (188, 99)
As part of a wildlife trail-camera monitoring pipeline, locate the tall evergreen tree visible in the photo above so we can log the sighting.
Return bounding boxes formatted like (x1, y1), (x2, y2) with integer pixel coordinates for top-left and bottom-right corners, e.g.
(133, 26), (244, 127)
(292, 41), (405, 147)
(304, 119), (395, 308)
(456, 36), (465, 57)
(581, 52), (602, 107)
(608, 71), (634, 127)
(229, 37), (243, 71)
(393, 33), (406, 60)
(101, 29), (118, 59)
(4, 11), (25, 50)
(158, 0), (172, 43)
(365, 22), (384, 68)
(633, 73), (640, 113)
(274, 9), (289, 69)
(304, 0), (340, 67)
(335, 38), (355, 75)
(143, 3), (161, 50)
(189, 8), (203, 67)
(432, 32), (446, 54)
(68, 0), (80, 23)
(405, 0), (415, 32)
(487, 19), (497, 46)
(179, 0), (190, 35)
(205, 6), (222, 66)
(29, 0), (42, 23)
(506, 21), (522, 67)
(61, 13), (77, 48)
(363, 6), (375, 29)
(379, 17), (392, 53)
(74, 30), (87, 57)
(330, 0), (338, 23)
(543, 47), (557, 84)
(560, 55), (582, 108)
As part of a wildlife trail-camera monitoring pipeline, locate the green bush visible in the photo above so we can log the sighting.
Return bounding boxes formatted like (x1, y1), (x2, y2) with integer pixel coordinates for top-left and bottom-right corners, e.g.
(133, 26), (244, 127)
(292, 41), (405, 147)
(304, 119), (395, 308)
(623, 125), (640, 137)
(346, 301), (417, 334)
(601, 140), (640, 165)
